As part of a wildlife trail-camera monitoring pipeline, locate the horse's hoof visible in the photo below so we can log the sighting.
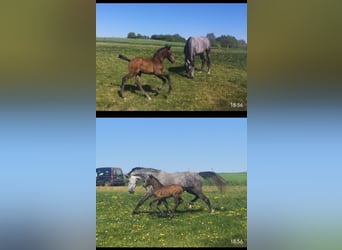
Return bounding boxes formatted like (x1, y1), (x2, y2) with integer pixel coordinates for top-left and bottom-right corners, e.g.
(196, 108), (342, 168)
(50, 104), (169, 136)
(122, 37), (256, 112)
(131, 210), (138, 215)
(146, 96), (151, 101)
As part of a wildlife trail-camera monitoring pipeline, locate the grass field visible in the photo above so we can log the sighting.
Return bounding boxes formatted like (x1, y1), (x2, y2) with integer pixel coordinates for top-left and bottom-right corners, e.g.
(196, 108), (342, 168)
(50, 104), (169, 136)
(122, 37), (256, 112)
(96, 172), (247, 247)
(96, 38), (247, 111)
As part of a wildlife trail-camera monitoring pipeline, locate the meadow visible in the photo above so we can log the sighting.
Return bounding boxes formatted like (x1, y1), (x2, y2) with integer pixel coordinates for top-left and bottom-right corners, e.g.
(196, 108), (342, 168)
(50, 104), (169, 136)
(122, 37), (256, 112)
(96, 38), (247, 111)
(96, 172), (247, 247)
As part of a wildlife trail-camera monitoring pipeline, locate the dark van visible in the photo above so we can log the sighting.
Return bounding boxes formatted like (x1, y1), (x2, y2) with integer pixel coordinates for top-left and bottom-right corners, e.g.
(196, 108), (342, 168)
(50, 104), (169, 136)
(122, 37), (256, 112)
(96, 167), (125, 186)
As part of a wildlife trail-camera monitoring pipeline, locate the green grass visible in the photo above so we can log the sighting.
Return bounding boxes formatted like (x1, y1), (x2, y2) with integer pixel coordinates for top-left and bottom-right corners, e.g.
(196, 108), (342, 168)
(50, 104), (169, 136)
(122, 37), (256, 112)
(96, 38), (247, 111)
(96, 37), (186, 47)
(96, 173), (247, 247)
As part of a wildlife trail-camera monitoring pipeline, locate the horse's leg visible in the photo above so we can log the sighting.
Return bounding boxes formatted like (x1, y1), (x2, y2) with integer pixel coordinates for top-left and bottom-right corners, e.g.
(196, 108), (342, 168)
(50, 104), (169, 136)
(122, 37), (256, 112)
(120, 72), (134, 99)
(161, 198), (170, 212)
(156, 199), (165, 215)
(163, 74), (172, 95)
(190, 57), (195, 78)
(174, 195), (181, 212)
(132, 190), (153, 215)
(190, 190), (214, 213)
(199, 53), (205, 72)
(178, 196), (183, 205)
(149, 198), (158, 214)
(206, 49), (211, 75)
(171, 195), (181, 217)
(189, 194), (199, 209)
(155, 74), (172, 95)
(135, 72), (151, 100)
(185, 189), (214, 213)
(198, 192), (214, 213)
(154, 74), (167, 92)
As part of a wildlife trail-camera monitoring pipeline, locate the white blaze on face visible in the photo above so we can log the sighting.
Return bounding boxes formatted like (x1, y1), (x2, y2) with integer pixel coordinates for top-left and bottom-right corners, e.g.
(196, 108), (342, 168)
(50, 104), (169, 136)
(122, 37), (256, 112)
(128, 176), (138, 193)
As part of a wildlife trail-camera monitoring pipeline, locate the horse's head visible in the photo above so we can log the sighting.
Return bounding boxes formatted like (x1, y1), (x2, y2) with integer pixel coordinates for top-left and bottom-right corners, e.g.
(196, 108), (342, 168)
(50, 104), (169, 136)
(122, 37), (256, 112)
(126, 174), (141, 194)
(185, 59), (194, 78)
(165, 46), (175, 64)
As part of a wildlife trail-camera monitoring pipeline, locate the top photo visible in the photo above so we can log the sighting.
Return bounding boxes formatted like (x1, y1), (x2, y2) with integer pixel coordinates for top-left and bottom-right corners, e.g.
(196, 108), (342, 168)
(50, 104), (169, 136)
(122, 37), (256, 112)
(96, 3), (247, 113)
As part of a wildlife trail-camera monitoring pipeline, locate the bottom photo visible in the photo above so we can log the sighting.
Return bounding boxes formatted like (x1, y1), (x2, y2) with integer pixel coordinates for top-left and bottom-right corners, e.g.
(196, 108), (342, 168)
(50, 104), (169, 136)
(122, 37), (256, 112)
(96, 118), (247, 248)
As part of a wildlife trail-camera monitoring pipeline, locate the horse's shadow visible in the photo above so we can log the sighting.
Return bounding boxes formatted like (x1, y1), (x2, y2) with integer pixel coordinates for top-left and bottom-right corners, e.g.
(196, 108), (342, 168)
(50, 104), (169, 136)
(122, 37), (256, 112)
(135, 208), (205, 218)
(168, 66), (204, 79)
(168, 66), (188, 78)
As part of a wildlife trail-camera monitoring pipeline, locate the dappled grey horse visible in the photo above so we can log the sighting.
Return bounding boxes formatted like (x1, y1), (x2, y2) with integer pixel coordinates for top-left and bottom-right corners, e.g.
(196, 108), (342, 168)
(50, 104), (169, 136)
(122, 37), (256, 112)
(184, 36), (211, 78)
(126, 167), (226, 215)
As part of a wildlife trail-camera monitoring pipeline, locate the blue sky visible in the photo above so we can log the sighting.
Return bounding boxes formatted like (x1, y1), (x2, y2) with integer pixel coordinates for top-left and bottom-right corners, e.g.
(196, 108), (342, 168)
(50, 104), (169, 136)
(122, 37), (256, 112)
(96, 118), (247, 174)
(96, 3), (247, 42)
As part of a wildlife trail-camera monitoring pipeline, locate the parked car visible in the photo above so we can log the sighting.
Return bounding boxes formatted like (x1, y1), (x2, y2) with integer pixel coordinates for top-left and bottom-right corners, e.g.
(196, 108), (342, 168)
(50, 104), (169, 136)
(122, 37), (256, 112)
(96, 167), (125, 186)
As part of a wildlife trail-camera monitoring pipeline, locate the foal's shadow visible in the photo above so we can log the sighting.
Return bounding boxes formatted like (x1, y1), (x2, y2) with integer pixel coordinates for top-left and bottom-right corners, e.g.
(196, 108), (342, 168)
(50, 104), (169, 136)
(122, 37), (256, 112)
(116, 84), (158, 97)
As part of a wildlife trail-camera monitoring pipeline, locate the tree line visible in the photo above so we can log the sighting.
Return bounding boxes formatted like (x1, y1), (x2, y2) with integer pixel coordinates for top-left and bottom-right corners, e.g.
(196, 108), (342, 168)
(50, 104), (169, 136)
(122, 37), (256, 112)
(127, 32), (247, 49)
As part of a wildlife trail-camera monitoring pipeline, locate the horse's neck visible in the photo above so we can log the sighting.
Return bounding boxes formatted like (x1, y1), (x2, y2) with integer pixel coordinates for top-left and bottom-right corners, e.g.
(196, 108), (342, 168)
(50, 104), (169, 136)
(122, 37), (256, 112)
(151, 178), (163, 189)
(153, 55), (164, 63)
(153, 50), (167, 63)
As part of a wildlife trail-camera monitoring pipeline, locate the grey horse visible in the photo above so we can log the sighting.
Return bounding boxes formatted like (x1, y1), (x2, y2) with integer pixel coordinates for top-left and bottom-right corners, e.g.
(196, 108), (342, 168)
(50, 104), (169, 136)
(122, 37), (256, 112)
(184, 36), (211, 78)
(126, 167), (226, 215)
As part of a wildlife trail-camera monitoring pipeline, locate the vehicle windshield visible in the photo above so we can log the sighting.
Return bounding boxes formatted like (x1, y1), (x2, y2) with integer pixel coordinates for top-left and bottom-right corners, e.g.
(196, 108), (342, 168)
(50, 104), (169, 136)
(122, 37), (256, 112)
(96, 168), (111, 177)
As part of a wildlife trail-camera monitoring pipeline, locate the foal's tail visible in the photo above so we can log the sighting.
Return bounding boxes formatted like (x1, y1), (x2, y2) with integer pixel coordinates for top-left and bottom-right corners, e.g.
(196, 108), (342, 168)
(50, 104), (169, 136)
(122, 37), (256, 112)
(118, 54), (131, 62)
(199, 171), (227, 193)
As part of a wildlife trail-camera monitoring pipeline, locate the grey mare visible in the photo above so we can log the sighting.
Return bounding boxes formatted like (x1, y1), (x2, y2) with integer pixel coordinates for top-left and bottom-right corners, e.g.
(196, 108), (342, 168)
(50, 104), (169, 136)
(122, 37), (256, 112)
(126, 167), (226, 215)
(184, 36), (211, 78)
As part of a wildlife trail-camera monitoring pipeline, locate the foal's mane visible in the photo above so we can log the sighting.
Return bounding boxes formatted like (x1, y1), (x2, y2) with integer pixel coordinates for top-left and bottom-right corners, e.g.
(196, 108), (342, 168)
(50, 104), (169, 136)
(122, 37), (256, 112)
(148, 174), (163, 186)
(153, 46), (170, 58)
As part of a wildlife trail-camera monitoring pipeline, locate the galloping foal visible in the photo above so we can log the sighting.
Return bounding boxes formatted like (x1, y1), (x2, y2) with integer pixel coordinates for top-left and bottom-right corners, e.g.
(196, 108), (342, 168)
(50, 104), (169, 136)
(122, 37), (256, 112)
(143, 174), (184, 216)
(118, 46), (175, 100)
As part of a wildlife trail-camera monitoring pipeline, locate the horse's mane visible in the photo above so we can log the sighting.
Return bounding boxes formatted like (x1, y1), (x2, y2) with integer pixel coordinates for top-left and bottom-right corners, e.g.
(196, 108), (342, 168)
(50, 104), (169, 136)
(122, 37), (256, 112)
(148, 174), (163, 186)
(127, 167), (161, 176)
(153, 46), (170, 58)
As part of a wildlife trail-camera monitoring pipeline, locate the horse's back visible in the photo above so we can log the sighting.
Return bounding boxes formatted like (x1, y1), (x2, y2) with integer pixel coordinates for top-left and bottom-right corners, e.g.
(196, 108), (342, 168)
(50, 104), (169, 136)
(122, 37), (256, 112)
(170, 184), (184, 193)
(159, 172), (200, 189)
(128, 57), (154, 74)
(154, 184), (183, 199)
(188, 36), (210, 48)
(185, 36), (210, 58)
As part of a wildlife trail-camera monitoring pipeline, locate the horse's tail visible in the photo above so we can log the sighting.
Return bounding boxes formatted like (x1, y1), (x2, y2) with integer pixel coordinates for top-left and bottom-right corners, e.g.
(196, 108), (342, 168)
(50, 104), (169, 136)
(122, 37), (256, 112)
(118, 54), (131, 62)
(199, 171), (227, 193)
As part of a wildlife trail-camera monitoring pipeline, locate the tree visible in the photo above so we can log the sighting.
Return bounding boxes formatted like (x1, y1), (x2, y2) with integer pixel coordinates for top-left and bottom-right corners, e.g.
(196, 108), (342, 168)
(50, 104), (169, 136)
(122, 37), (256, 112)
(216, 35), (239, 48)
(151, 34), (186, 42)
(238, 39), (247, 49)
(206, 33), (217, 47)
(127, 32), (136, 39)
